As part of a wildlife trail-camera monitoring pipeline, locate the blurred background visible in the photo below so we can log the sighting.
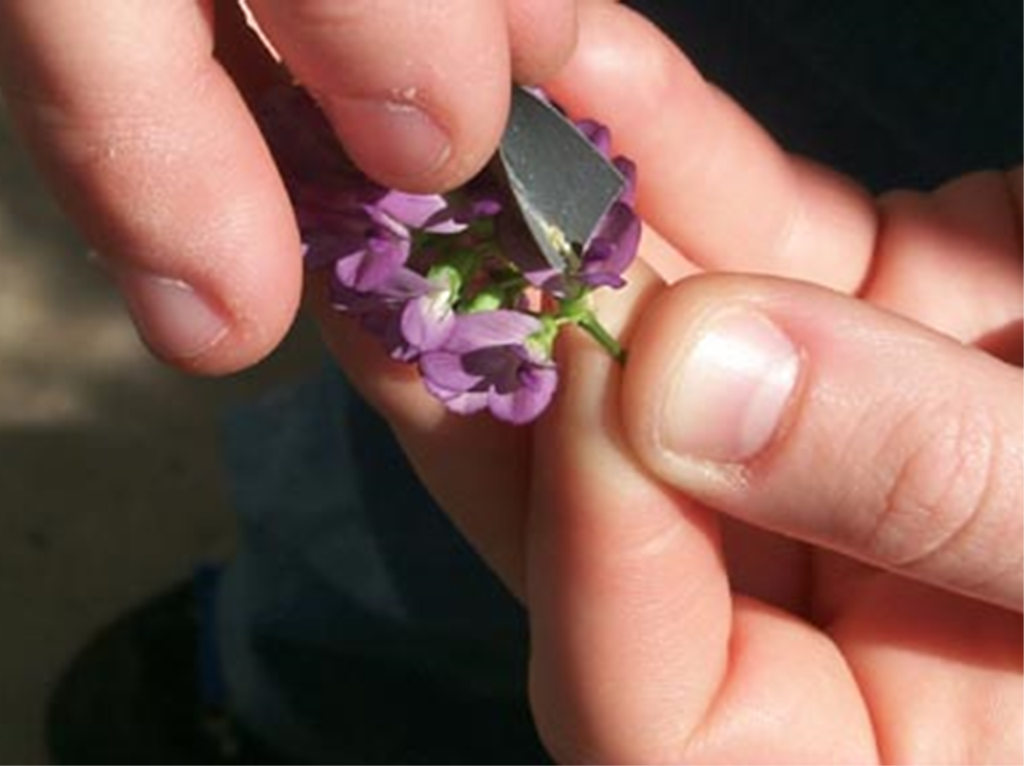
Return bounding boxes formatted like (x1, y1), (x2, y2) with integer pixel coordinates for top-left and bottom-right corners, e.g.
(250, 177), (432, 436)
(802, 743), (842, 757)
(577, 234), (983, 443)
(0, 99), (321, 762)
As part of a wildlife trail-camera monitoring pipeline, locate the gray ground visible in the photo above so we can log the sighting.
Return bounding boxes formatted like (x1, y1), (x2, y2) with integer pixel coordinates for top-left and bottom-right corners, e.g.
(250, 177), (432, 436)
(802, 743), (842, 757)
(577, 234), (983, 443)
(0, 99), (321, 762)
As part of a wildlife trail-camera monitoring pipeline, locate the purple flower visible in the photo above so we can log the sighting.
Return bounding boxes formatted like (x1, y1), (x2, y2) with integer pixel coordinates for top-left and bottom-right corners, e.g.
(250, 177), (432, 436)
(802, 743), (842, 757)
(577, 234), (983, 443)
(494, 205), (562, 288)
(577, 200), (641, 289)
(374, 187), (495, 235)
(258, 85), (500, 273)
(613, 157), (637, 205)
(257, 83), (633, 425)
(575, 119), (612, 157)
(419, 311), (557, 424)
(398, 268), (459, 356)
(497, 120), (641, 298)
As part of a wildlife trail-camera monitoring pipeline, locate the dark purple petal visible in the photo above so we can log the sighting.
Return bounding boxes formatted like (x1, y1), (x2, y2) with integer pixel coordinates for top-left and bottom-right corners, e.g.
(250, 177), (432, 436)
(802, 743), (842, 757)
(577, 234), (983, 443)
(417, 310), (557, 423)
(580, 202), (641, 288)
(495, 208), (561, 286)
(613, 157), (638, 206)
(487, 365), (558, 424)
(462, 172), (507, 217)
(575, 119), (612, 157)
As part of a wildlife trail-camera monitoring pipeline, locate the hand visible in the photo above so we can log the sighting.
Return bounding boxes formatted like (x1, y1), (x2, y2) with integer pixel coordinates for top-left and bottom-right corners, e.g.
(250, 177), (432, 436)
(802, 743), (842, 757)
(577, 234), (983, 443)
(0, 0), (578, 372)
(319, 3), (1022, 762)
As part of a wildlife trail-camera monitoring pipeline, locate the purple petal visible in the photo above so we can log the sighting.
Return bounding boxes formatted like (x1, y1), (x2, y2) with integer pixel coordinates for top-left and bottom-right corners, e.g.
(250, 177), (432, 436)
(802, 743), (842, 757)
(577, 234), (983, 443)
(333, 234), (408, 292)
(582, 202), (641, 285)
(613, 157), (637, 205)
(575, 119), (612, 157)
(376, 190), (464, 233)
(469, 197), (503, 218)
(495, 209), (560, 285)
(400, 293), (456, 353)
(438, 391), (491, 416)
(444, 310), (543, 354)
(301, 226), (375, 270)
(420, 351), (482, 395)
(487, 365), (558, 424)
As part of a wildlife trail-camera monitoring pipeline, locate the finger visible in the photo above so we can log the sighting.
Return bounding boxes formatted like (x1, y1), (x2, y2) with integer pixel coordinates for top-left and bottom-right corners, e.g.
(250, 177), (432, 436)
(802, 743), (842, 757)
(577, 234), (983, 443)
(309, 219), (691, 600)
(527, 262), (731, 760)
(246, 0), (513, 193)
(828, 577), (1023, 764)
(622, 274), (1023, 610)
(0, 1), (301, 373)
(307, 275), (532, 598)
(503, 0), (578, 84)
(867, 168), (1024, 347)
(526, 267), (875, 763)
(544, 3), (878, 293)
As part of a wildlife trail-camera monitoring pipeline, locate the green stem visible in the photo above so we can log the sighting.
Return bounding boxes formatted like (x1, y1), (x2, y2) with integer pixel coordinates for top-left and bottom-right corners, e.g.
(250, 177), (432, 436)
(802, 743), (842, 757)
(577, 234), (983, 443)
(578, 311), (627, 365)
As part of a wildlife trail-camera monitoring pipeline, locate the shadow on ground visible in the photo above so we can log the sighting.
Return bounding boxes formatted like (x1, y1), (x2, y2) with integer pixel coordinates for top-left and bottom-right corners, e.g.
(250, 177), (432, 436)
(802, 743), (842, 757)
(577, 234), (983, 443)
(0, 100), (321, 763)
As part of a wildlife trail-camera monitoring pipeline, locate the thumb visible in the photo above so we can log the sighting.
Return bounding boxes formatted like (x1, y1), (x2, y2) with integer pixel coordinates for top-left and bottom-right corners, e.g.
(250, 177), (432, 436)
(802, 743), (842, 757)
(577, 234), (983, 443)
(622, 274), (1023, 611)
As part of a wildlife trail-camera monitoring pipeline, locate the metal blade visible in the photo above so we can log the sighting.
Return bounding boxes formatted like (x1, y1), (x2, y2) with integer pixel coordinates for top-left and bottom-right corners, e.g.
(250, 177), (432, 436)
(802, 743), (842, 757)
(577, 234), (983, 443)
(498, 87), (625, 270)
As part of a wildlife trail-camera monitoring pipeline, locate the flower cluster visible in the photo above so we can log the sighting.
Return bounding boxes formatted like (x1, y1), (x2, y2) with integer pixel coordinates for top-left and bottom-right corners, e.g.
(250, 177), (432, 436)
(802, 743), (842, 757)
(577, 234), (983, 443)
(258, 85), (640, 424)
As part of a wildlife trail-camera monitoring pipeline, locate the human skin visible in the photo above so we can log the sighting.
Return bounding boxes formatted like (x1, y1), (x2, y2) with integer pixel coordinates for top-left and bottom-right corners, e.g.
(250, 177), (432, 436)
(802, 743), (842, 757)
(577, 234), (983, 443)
(0, 0), (579, 372)
(314, 4), (1022, 763)
(1, 0), (1019, 761)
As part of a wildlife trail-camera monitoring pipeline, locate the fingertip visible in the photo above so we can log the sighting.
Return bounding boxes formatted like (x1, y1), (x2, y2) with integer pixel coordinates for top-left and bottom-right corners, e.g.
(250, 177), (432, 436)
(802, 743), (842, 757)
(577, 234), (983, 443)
(505, 0), (578, 85)
(247, 0), (512, 193)
(0, 0), (305, 377)
(622, 274), (826, 503)
(321, 85), (506, 194)
(110, 194), (304, 376)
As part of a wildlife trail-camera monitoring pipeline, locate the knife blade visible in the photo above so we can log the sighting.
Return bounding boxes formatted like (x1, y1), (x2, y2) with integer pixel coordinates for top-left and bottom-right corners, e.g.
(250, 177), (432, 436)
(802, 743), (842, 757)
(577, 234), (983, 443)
(498, 87), (626, 271)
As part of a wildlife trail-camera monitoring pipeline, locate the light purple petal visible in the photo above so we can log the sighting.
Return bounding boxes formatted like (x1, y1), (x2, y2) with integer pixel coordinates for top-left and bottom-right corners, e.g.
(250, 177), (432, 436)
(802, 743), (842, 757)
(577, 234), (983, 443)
(439, 391), (491, 416)
(487, 366), (558, 424)
(400, 293), (456, 353)
(337, 235), (407, 291)
(468, 197), (503, 218)
(419, 351), (482, 395)
(445, 310), (543, 354)
(376, 190), (460, 231)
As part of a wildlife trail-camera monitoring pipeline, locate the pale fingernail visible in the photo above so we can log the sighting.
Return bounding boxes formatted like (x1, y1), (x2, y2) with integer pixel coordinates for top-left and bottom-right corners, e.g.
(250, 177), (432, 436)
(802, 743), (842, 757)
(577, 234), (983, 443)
(326, 96), (451, 182)
(116, 270), (229, 361)
(658, 309), (800, 464)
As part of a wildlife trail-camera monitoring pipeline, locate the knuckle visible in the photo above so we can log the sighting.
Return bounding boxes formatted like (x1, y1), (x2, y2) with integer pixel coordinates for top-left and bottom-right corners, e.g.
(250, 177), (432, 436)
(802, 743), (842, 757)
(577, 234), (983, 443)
(866, 397), (1015, 580)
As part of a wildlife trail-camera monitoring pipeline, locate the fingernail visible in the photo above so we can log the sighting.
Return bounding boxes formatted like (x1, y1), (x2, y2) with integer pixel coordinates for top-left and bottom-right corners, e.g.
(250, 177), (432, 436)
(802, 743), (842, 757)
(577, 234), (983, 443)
(116, 270), (229, 361)
(658, 309), (800, 464)
(326, 96), (451, 181)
